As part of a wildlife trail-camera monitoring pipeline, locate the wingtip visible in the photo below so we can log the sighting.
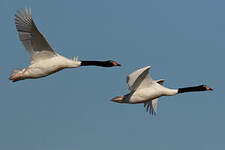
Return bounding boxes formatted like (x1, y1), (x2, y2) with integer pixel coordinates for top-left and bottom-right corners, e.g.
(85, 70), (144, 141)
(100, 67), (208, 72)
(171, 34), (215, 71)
(146, 65), (151, 69)
(15, 7), (32, 15)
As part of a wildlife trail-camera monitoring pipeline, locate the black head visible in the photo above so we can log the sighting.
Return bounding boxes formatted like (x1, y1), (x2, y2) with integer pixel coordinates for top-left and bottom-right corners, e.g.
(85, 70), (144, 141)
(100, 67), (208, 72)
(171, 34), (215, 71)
(201, 85), (213, 91)
(105, 60), (121, 67)
(178, 84), (213, 93)
(80, 60), (121, 67)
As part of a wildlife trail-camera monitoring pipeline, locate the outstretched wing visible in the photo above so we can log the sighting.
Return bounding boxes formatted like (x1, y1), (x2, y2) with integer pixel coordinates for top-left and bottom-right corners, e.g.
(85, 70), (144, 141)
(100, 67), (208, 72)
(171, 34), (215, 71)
(144, 98), (159, 116)
(15, 8), (56, 63)
(126, 66), (152, 91)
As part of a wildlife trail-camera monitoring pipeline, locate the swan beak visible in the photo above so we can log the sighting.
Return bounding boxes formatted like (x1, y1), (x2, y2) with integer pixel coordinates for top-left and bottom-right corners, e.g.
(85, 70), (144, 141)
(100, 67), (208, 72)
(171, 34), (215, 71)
(205, 85), (213, 91)
(112, 61), (121, 67)
(117, 63), (122, 67)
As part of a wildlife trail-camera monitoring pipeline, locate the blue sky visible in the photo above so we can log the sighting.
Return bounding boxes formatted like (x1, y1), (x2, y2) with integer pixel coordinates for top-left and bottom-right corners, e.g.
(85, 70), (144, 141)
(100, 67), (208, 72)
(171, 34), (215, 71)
(0, 0), (224, 150)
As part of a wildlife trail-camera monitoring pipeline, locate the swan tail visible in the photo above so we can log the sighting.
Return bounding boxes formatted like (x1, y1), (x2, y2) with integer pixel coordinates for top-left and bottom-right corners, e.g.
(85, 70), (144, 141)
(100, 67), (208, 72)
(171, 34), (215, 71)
(9, 68), (22, 82)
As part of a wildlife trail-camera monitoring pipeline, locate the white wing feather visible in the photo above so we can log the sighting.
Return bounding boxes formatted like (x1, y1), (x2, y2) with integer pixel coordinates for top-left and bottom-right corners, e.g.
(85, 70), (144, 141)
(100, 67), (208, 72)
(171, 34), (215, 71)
(144, 98), (159, 115)
(15, 8), (56, 64)
(126, 66), (152, 91)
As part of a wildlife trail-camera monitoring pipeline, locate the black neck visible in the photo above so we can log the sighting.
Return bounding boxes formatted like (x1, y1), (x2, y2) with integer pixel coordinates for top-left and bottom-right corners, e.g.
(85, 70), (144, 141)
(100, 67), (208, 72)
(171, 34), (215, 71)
(80, 61), (110, 67)
(178, 85), (207, 93)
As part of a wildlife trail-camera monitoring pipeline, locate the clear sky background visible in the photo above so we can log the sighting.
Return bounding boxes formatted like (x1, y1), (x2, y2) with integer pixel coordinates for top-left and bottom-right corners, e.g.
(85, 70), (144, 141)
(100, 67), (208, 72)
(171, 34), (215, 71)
(0, 0), (224, 150)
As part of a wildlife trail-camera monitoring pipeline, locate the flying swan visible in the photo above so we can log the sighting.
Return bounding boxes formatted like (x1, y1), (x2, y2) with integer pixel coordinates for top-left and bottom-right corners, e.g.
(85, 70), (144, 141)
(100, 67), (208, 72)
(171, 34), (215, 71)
(111, 66), (213, 115)
(9, 8), (121, 82)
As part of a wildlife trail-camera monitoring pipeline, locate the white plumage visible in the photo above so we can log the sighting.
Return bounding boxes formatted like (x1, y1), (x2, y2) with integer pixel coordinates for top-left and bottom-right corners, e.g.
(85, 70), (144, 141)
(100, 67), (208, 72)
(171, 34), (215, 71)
(10, 8), (120, 82)
(111, 66), (212, 115)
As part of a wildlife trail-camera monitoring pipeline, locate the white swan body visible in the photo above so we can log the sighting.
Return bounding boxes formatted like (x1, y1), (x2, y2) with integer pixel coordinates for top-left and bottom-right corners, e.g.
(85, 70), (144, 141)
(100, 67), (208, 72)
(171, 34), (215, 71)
(111, 66), (212, 115)
(10, 8), (120, 82)
(127, 85), (178, 104)
(125, 66), (177, 104)
(23, 55), (81, 79)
